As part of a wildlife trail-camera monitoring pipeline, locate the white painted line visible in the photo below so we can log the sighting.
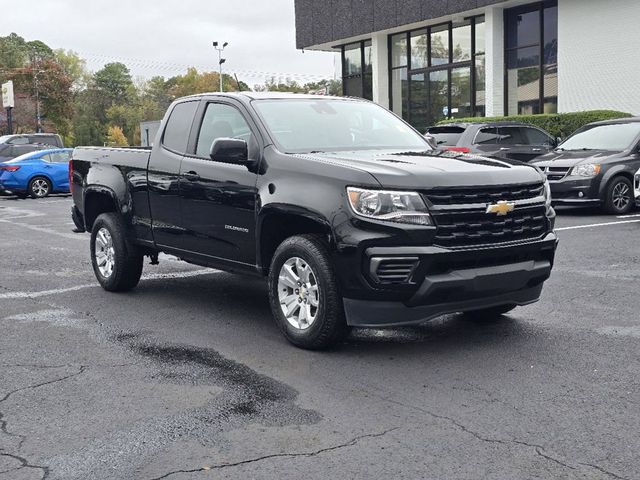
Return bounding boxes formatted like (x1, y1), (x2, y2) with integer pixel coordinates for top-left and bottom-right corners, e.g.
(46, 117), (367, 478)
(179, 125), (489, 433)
(616, 213), (640, 219)
(0, 269), (220, 300)
(556, 219), (640, 231)
(0, 218), (81, 240)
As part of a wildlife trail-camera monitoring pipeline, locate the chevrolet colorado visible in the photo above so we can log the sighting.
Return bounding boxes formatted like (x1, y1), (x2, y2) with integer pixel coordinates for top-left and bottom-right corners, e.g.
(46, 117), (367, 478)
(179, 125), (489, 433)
(70, 93), (558, 349)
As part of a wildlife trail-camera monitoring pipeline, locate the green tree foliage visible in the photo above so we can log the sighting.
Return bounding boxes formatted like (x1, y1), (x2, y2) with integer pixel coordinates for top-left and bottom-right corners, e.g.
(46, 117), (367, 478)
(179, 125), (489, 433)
(94, 62), (134, 103)
(106, 125), (129, 146)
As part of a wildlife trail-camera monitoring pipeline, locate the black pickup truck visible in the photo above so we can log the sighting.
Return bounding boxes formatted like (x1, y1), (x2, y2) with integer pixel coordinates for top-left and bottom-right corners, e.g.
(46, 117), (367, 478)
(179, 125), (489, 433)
(70, 92), (558, 349)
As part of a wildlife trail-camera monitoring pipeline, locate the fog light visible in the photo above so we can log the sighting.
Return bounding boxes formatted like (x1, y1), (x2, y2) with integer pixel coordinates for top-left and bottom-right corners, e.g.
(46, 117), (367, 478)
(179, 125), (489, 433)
(578, 191), (584, 198)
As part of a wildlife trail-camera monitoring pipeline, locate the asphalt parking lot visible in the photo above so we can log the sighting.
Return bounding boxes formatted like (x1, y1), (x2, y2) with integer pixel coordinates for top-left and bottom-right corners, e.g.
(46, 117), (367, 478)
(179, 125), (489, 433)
(0, 195), (639, 480)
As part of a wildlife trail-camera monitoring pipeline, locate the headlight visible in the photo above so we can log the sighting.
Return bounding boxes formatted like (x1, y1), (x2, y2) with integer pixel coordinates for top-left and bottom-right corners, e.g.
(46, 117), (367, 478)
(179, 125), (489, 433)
(347, 187), (432, 225)
(571, 164), (601, 177)
(543, 180), (552, 207)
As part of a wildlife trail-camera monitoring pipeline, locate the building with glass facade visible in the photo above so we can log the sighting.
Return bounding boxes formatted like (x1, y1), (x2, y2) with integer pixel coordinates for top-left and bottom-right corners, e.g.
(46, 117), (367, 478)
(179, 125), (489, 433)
(294, 0), (640, 131)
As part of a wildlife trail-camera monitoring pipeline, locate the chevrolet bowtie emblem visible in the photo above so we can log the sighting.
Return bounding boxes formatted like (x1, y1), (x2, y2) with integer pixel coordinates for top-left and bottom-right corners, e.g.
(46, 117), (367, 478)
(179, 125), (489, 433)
(486, 200), (516, 216)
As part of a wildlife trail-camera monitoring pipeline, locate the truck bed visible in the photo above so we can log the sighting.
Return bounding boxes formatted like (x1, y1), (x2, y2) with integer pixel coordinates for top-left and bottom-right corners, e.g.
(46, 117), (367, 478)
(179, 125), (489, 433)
(72, 146), (152, 169)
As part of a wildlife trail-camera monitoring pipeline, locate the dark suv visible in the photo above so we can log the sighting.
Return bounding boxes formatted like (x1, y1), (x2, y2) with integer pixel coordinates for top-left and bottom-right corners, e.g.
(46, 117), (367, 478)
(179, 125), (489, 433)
(0, 134), (64, 163)
(426, 122), (558, 163)
(533, 117), (640, 214)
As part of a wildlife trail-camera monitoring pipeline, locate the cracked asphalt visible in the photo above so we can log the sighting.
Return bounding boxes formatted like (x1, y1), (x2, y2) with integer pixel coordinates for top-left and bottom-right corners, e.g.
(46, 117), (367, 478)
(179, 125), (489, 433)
(0, 195), (639, 480)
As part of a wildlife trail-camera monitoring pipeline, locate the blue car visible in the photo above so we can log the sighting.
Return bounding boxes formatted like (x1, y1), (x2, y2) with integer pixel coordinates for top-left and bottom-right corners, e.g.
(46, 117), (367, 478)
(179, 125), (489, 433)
(0, 148), (73, 198)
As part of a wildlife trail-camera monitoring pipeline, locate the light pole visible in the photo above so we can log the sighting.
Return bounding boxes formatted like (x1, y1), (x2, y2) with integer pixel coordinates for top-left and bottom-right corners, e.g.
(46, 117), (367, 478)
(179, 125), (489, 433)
(213, 41), (228, 92)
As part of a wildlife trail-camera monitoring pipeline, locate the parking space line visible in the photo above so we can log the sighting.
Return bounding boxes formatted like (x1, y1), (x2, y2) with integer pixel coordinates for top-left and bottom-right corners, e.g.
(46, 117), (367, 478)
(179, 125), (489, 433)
(556, 219), (640, 231)
(0, 218), (82, 241)
(0, 269), (220, 300)
(616, 213), (640, 219)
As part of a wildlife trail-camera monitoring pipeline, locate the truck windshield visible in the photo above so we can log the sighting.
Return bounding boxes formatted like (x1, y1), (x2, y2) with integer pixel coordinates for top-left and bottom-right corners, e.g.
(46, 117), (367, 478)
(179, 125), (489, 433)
(559, 123), (640, 152)
(252, 98), (431, 154)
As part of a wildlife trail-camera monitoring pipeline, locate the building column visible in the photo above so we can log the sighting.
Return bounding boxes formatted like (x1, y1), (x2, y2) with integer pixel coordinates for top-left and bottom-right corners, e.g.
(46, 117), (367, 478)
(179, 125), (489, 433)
(371, 33), (389, 109)
(484, 6), (504, 117)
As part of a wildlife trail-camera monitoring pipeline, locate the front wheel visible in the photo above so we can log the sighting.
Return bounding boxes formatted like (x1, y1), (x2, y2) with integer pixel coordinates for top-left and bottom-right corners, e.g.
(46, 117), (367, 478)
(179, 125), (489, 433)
(604, 176), (633, 215)
(90, 213), (143, 292)
(28, 176), (51, 199)
(268, 234), (349, 349)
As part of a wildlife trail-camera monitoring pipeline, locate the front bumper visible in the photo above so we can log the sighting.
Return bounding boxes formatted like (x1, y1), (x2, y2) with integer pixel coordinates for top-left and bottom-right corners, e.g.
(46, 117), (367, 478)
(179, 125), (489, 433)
(549, 177), (601, 207)
(341, 233), (558, 327)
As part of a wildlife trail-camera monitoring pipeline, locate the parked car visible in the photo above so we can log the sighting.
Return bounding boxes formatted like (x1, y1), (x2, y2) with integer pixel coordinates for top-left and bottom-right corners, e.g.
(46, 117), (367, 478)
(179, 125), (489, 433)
(70, 93), (557, 350)
(634, 167), (640, 207)
(532, 118), (640, 214)
(0, 133), (64, 163)
(425, 122), (559, 162)
(0, 148), (73, 198)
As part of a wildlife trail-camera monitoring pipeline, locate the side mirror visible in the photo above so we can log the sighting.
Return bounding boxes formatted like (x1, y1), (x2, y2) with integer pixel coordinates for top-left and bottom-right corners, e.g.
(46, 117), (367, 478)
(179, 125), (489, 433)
(555, 137), (562, 147)
(210, 138), (248, 164)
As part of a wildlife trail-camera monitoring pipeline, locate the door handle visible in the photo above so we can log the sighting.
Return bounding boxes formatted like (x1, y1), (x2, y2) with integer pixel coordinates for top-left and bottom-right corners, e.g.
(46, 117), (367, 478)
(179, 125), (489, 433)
(532, 148), (542, 152)
(499, 147), (510, 151)
(183, 171), (200, 181)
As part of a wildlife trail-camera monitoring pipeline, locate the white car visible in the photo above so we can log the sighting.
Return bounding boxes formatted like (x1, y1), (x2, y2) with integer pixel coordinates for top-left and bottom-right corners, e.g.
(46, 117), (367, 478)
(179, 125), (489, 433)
(635, 167), (640, 207)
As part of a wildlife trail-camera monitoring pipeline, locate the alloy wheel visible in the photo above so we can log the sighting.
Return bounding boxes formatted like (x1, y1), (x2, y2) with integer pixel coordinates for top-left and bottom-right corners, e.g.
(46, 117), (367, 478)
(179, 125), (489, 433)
(31, 179), (49, 197)
(612, 182), (631, 211)
(95, 228), (116, 278)
(277, 257), (320, 330)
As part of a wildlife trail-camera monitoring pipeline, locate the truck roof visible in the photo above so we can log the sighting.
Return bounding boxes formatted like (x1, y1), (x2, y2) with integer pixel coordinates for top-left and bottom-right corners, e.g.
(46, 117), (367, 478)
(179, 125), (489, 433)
(180, 92), (357, 102)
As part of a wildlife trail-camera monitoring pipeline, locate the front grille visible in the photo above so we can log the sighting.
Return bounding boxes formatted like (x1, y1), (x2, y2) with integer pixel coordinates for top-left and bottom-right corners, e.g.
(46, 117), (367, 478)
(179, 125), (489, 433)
(544, 167), (571, 181)
(433, 207), (548, 248)
(424, 183), (544, 206)
(371, 257), (419, 284)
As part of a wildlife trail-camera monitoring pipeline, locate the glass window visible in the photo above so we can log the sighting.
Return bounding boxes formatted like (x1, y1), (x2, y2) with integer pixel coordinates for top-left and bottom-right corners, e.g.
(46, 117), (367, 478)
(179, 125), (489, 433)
(506, 8), (540, 48)
(344, 76), (363, 98)
(475, 18), (486, 55)
(452, 24), (471, 62)
(344, 43), (362, 76)
(44, 151), (71, 163)
(475, 55), (486, 116)
(428, 70), (449, 125)
(196, 103), (252, 158)
(162, 101), (199, 154)
(543, 5), (558, 65)
(506, 47), (541, 116)
(474, 127), (501, 145)
(560, 123), (640, 152)
(426, 126), (466, 146)
(252, 99), (430, 154)
(410, 30), (428, 70)
(430, 26), (449, 66)
(523, 127), (553, 145)
(363, 40), (372, 73)
(391, 68), (409, 120)
(499, 127), (527, 145)
(409, 72), (429, 133)
(9, 136), (28, 145)
(450, 67), (471, 119)
(543, 65), (558, 114)
(391, 34), (408, 68)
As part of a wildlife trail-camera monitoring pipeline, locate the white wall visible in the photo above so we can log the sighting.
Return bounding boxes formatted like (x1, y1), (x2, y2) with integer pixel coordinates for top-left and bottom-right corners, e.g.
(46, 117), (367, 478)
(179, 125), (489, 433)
(484, 6), (505, 117)
(558, 0), (640, 115)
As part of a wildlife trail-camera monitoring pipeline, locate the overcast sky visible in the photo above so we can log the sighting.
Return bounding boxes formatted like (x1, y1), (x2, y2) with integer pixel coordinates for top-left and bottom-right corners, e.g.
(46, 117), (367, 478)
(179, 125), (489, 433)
(3, 0), (338, 86)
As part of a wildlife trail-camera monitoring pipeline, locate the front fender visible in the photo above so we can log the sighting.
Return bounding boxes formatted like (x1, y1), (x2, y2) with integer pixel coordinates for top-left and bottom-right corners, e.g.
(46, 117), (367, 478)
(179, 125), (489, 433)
(598, 165), (636, 199)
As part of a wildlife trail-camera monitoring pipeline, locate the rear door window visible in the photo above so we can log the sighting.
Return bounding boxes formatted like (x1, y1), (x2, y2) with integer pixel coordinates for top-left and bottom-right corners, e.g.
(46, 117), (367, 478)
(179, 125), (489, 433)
(499, 127), (527, 145)
(48, 151), (72, 163)
(523, 127), (553, 145)
(425, 126), (465, 146)
(474, 127), (501, 145)
(162, 101), (199, 154)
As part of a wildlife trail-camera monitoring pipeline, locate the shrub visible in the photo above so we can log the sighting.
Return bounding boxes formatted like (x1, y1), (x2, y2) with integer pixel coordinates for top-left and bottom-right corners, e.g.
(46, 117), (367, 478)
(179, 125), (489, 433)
(437, 110), (634, 140)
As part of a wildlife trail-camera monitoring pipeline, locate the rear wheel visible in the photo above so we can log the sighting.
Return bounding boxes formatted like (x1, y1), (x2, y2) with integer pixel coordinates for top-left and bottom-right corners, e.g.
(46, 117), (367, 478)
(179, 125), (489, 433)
(463, 304), (517, 320)
(90, 213), (143, 292)
(604, 176), (633, 215)
(28, 177), (51, 199)
(268, 234), (349, 349)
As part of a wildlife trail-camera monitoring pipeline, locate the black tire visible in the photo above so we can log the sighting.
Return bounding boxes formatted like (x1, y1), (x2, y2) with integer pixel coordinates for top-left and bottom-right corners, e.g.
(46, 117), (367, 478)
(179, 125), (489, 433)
(90, 213), (143, 292)
(604, 176), (634, 215)
(268, 234), (349, 350)
(28, 176), (51, 199)
(463, 304), (517, 320)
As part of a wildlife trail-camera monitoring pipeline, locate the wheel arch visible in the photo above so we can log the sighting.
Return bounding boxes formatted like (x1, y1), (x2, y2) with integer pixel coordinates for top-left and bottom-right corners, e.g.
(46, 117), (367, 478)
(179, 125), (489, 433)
(598, 167), (634, 199)
(257, 205), (334, 276)
(83, 186), (121, 231)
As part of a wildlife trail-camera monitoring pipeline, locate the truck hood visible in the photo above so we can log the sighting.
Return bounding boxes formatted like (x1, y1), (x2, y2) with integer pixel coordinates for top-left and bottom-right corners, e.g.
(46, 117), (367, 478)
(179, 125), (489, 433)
(532, 149), (629, 168)
(294, 149), (545, 188)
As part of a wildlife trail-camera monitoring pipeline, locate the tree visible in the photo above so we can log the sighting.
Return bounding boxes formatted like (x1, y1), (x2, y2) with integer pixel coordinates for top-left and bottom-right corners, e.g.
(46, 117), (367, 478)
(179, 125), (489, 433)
(106, 125), (128, 146)
(94, 62), (133, 103)
(54, 49), (90, 91)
